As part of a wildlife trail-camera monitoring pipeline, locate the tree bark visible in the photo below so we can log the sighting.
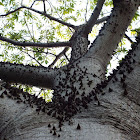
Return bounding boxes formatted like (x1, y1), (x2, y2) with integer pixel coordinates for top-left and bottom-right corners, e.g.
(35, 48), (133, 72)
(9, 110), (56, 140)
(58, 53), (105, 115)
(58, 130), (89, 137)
(0, 39), (140, 140)
(0, 62), (57, 89)
(0, 1), (140, 140)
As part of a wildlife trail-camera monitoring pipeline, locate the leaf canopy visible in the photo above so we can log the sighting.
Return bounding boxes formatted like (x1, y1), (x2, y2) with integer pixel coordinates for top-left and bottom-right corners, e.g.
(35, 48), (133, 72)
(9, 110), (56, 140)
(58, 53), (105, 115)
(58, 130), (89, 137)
(0, 0), (139, 100)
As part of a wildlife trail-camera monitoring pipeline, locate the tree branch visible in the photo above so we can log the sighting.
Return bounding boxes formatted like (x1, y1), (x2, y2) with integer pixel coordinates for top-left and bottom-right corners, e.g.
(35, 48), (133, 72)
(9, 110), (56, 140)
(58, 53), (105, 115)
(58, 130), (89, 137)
(0, 62), (57, 89)
(83, 0), (105, 35)
(0, 6), (76, 29)
(86, 0), (140, 69)
(43, 0), (46, 13)
(124, 33), (134, 43)
(30, 0), (36, 8)
(0, 7), (24, 16)
(84, 0), (89, 22)
(24, 16), (35, 42)
(95, 16), (109, 24)
(21, 49), (44, 66)
(0, 35), (71, 48)
(48, 47), (69, 68)
(22, 5), (76, 28)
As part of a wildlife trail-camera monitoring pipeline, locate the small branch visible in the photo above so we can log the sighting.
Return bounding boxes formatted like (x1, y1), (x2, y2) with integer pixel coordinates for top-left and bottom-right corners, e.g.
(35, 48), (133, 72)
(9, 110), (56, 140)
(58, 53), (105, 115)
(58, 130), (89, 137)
(84, 0), (105, 35)
(21, 50), (44, 67)
(24, 17), (35, 42)
(48, 47), (69, 68)
(47, 0), (53, 14)
(85, 0), (89, 22)
(47, 0), (64, 22)
(124, 33), (134, 43)
(0, 35), (71, 48)
(0, 5), (76, 29)
(30, 1), (36, 8)
(0, 6), (24, 16)
(22, 5), (76, 29)
(43, 0), (46, 13)
(64, 53), (70, 63)
(21, 47), (56, 57)
(95, 16), (109, 24)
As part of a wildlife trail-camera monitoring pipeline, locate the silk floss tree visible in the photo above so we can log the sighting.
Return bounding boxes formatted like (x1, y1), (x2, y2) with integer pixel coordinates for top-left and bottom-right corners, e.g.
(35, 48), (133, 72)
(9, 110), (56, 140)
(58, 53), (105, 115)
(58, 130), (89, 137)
(0, 0), (140, 140)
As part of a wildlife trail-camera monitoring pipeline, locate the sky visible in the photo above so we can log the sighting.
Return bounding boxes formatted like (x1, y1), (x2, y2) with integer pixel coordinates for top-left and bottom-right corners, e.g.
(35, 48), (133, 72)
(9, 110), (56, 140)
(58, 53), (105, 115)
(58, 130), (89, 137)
(0, 0), (140, 72)
(0, 0), (140, 100)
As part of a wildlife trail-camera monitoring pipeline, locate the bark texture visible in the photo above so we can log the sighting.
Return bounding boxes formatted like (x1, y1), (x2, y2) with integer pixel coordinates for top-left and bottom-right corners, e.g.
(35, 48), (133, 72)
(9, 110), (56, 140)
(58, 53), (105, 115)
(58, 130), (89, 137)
(0, 0), (140, 140)
(0, 39), (140, 140)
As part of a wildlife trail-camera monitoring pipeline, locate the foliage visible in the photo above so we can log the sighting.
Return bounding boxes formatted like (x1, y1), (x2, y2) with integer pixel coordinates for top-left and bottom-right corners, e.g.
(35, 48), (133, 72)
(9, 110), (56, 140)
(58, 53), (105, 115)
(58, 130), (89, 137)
(0, 0), (140, 101)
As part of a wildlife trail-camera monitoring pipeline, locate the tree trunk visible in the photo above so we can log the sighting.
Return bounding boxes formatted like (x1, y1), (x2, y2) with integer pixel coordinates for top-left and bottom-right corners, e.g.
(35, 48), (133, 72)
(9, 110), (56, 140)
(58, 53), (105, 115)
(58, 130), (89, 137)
(0, 1), (140, 140)
(1, 40), (140, 140)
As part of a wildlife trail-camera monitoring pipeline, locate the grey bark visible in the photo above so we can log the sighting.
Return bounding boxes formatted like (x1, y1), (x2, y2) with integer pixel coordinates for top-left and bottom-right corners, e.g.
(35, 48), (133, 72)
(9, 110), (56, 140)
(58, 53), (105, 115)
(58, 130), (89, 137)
(0, 0), (140, 140)
(0, 62), (57, 89)
(0, 40), (140, 140)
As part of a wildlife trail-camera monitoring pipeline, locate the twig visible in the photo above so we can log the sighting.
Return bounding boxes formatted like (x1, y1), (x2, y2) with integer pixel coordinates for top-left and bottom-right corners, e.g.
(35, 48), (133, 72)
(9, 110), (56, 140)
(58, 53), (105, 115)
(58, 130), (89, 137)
(47, 0), (74, 35)
(0, 6), (24, 17)
(124, 33), (134, 43)
(3, 44), (57, 57)
(43, 0), (46, 13)
(30, 1), (36, 8)
(21, 49), (44, 67)
(0, 6), (76, 29)
(64, 53), (70, 62)
(24, 17), (35, 42)
(95, 16), (109, 24)
(47, 0), (63, 20)
(22, 5), (76, 28)
(85, 0), (89, 22)
(48, 47), (69, 67)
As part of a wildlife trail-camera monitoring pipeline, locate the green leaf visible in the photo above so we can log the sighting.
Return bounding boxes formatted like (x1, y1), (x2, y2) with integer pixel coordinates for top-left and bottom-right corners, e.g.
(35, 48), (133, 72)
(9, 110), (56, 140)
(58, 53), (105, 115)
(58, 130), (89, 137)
(45, 60), (48, 64)
(0, 2), (4, 6)
(38, 56), (42, 60)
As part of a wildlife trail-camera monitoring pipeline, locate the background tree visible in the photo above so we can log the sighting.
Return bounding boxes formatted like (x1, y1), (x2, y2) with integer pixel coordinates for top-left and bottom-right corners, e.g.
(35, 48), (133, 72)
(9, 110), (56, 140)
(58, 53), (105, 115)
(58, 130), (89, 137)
(0, 0), (140, 139)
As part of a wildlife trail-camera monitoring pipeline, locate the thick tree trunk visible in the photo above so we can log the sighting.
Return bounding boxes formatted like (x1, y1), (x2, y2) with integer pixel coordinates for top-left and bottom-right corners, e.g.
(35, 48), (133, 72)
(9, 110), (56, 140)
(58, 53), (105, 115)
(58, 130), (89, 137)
(0, 1), (140, 140)
(0, 40), (140, 140)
